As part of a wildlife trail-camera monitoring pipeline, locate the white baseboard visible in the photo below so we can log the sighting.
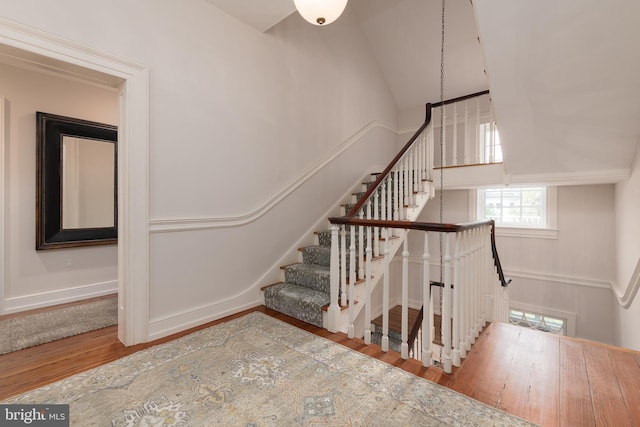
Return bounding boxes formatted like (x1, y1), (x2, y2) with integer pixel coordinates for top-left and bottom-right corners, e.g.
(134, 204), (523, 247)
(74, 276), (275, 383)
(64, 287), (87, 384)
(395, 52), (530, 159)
(148, 294), (262, 341)
(3, 280), (118, 314)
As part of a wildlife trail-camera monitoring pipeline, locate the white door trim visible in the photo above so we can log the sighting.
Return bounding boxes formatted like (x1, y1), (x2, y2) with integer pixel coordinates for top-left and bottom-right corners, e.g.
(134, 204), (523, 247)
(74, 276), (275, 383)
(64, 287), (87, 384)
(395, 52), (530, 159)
(0, 97), (6, 317)
(0, 17), (150, 346)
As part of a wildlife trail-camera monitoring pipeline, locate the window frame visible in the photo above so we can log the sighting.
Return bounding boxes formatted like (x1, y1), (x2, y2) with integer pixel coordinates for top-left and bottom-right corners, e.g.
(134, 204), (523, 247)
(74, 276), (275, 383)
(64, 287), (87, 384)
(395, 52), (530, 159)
(508, 302), (576, 337)
(470, 186), (558, 239)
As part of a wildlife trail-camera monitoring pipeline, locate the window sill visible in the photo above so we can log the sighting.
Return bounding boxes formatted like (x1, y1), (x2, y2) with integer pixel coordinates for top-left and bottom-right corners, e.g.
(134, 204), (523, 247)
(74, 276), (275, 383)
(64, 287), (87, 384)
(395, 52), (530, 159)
(495, 226), (558, 239)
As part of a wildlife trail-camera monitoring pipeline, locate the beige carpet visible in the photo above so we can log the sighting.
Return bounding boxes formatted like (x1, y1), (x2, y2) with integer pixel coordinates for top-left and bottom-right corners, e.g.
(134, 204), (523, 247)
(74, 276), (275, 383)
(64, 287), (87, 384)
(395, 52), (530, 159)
(3, 312), (537, 426)
(0, 297), (117, 355)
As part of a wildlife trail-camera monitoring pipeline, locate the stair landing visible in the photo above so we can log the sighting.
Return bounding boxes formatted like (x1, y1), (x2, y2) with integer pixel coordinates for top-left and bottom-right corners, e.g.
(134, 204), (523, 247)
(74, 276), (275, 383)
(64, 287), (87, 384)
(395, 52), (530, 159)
(372, 306), (420, 333)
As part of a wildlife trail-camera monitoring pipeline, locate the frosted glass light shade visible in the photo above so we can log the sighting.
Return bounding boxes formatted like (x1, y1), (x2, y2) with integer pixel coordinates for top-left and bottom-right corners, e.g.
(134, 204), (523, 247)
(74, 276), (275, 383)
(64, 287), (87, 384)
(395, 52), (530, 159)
(294, 0), (348, 26)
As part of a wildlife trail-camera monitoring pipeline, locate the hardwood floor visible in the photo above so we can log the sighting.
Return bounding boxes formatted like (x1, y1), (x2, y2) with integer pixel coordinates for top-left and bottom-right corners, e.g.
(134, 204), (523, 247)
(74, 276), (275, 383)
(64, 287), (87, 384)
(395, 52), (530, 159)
(1, 305), (639, 426)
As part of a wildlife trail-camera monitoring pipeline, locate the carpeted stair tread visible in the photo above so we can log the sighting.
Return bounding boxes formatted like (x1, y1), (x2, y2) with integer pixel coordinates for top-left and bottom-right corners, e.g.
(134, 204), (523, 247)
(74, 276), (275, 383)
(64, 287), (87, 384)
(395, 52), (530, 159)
(284, 262), (330, 293)
(316, 229), (362, 248)
(372, 323), (403, 343)
(262, 172), (381, 328)
(371, 328), (403, 353)
(263, 283), (329, 328)
(300, 245), (331, 267)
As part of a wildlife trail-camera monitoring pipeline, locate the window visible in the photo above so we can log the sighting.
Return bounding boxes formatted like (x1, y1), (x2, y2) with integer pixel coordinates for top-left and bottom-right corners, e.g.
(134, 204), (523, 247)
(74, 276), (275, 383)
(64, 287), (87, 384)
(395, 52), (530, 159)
(478, 187), (546, 228)
(472, 186), (558, 238)
(508, 308), (566, 335)
(479, 122), (502, 163)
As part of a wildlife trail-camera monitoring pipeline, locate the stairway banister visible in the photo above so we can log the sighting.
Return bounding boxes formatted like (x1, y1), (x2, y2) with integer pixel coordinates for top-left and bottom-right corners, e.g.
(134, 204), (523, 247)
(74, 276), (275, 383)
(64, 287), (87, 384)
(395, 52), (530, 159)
(328, 216), (510, 288)
(327, 217), (489, 233)
(345, 90), (490, 219)
(430, 89), (490, 109)
(491, 222), (511, 287)
(345, 105), (432, 218)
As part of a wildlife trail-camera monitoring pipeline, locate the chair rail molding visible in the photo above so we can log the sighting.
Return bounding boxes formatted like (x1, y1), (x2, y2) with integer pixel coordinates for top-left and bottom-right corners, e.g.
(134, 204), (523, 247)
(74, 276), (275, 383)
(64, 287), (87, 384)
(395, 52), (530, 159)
(612, 257), (640, 309)
(149, 120), (397, 233)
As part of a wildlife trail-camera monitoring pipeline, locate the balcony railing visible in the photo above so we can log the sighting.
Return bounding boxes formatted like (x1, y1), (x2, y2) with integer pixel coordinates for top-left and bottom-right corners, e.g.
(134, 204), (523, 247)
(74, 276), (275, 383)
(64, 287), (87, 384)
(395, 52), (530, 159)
(326, 91), (509, 373)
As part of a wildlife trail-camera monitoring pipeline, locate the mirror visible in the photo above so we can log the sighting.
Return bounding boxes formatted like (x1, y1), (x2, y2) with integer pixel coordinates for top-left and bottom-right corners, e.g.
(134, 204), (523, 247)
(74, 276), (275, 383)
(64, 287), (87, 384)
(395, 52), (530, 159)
(36, 112), (117, 250)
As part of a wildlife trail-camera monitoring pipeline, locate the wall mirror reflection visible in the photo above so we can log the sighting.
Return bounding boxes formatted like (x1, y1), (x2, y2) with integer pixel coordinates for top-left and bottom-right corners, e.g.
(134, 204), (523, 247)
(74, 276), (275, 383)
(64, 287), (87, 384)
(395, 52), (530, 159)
(36, 112), (118, 250)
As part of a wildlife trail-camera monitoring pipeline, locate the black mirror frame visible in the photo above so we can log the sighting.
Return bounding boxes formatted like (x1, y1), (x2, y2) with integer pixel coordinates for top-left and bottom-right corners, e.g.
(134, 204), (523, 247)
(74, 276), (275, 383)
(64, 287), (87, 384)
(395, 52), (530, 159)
(36, 112), (118, 250)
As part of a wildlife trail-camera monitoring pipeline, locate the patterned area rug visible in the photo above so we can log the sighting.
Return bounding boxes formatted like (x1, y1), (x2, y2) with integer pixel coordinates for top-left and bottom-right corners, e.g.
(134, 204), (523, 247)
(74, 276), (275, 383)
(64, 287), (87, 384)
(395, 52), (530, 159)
(3, 312), (536, 426)
(0, 297), (117, 355)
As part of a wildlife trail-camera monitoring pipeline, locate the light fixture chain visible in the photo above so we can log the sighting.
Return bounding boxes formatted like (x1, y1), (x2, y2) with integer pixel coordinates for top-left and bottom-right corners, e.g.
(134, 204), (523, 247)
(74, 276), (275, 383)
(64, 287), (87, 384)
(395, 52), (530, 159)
(438, 0), (446, 367)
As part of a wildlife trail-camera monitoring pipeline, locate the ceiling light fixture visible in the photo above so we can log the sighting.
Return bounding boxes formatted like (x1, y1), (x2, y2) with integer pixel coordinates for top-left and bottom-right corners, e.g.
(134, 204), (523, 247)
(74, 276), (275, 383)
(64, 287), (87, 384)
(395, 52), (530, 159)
(294, 0), (348, 26)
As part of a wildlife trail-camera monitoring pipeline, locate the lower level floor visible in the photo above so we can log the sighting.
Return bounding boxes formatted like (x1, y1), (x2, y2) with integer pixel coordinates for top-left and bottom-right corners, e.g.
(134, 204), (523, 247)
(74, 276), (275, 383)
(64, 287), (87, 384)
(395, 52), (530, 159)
(1, 305), (639, 426)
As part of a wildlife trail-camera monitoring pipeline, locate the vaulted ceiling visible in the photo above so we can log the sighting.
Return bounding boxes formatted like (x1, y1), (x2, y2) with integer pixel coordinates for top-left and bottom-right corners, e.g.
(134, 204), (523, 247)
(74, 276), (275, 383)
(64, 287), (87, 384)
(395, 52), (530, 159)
(207, 0), (640, 183)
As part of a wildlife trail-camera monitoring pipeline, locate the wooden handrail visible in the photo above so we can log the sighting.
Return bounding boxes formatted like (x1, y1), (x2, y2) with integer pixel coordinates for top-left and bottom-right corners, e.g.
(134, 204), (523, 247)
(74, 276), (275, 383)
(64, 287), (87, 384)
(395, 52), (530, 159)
(431, 89), (490, 108)
(344, 105), (431, 218)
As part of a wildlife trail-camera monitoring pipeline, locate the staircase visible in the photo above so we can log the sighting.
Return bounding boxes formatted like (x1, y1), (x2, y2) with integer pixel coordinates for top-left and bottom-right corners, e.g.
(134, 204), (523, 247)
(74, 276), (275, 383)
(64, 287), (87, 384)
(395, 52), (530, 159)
(262, 91), (510, 372)
(262, 175), (376, 328)
(263, 170), (433, 332)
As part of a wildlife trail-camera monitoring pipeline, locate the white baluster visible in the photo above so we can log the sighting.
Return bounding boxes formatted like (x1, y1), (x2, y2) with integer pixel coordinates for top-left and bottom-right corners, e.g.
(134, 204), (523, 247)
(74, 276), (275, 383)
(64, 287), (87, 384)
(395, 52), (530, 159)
(328, 225), (340, 333)
(442, 233), (453, 373)
(381, 177), (387, 222)
(464, 100), (470, 165)
(382, 229), (390, 352)
(403, 156), (409, 209)
(422, 232), (432, 367)
(364, 202), (373, 345)
(441, 105), (447, 167)
(475, 227), (483, 338)
(401, 230), (409, 359)
(416, 135), (423, 192)
(410, 151), (416, 206)
(348, 224), (356, 338)
(386, 175), (394, 236)
(415, 144), (420, 193)
(340, 225), (347, 307)
(373, 189), (380, 257)
(358, 210), (364, 280)
(452, 102), (458, 166)
(415, 145), (420, 196)
(481, 225), (490, 327)
(395, 166), (401, 221)
(459, 230), (468, 359)
(489, 104), (496, 164)
(428, 121), (435, 176)
(452, 231), (461, 367)
(475, 97), (481, 163)
(465, 229), (473, 351)
(470, 228), (479, 344)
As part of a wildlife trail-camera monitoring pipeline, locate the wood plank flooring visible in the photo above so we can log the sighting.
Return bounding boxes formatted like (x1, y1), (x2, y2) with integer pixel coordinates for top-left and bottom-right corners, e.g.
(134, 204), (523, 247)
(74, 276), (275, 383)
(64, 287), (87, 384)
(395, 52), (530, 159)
(1, 305), (639, 426)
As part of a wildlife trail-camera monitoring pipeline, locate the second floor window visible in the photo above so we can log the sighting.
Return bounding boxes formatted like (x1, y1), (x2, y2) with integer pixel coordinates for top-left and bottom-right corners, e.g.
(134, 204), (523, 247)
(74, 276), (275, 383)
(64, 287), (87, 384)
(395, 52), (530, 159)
(479, 122), (503, 163)
(477, 187), (547, 228)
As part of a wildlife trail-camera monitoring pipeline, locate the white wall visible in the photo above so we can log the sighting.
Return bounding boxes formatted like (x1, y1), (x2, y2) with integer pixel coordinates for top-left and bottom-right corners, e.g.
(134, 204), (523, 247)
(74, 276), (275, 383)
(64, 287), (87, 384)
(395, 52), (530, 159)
(614, 138), (640, 350)
(0, 0), (398, 338)
(0, 62), (118, 312)
(411, 185), (617, 345)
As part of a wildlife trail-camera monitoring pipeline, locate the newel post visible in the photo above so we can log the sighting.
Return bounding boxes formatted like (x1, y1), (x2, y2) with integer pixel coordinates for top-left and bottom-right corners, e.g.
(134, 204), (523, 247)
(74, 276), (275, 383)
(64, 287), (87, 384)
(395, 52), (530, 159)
(327, 224), (340, 333)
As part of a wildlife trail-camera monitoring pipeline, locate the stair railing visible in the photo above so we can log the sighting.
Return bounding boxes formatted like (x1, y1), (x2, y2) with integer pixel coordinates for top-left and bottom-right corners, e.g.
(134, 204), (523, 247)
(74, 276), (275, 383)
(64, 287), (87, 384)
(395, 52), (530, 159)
(327, 91), (510, 374)
(407, 305), (424, 359)
(434, 90), (497, 167)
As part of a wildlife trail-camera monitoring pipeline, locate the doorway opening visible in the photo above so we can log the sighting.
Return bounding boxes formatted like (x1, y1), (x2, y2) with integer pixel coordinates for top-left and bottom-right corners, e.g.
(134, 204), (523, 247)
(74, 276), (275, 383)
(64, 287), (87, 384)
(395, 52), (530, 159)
(0, 18), (149, 346)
